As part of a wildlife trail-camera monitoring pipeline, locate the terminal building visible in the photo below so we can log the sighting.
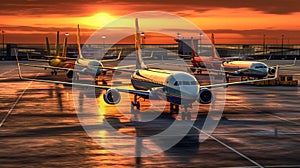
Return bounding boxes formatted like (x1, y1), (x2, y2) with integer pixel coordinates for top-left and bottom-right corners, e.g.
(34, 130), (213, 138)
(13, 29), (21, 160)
(1, 40), (299, 60)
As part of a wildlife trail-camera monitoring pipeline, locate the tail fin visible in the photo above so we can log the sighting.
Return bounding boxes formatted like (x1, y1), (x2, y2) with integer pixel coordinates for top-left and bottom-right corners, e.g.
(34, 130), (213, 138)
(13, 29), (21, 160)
(62, 36), (68, 58)
(135, 18), (148, 69)
(191, 37), (199, 58)
(211, 33), (218, 59)
(77, 24), (84, 59)
(55, 31), (60, 56)
(45, 37), (51, 56)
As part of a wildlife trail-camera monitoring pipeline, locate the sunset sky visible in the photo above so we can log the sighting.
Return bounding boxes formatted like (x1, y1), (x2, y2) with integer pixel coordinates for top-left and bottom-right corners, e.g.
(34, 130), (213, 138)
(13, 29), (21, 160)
(1, 0), (300, 44)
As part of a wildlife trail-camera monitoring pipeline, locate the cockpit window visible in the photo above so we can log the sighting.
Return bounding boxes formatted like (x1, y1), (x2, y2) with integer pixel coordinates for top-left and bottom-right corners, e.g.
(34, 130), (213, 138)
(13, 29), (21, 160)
(254, 65), (267, 69)
(173, 80), (197, 85)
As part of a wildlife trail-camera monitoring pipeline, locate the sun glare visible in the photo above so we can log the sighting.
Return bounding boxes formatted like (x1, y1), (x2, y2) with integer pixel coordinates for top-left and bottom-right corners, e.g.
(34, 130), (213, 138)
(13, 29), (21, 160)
(80, 12), (116, 28)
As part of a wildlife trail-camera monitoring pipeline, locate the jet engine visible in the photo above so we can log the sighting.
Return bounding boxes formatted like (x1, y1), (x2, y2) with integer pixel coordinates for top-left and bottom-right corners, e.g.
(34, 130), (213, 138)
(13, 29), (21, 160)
(103, 89), (121, 104)
(268, 67), (276, 75)
(197, 88), (213, 104)
(66, 70), (73, 78)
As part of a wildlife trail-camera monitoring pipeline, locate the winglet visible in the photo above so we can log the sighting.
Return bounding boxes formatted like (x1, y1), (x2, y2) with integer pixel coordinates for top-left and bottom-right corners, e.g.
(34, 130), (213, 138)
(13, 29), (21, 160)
(293, 57), (297, 66)
(274, 65), (279, 79)
(15, 49), (23, 80)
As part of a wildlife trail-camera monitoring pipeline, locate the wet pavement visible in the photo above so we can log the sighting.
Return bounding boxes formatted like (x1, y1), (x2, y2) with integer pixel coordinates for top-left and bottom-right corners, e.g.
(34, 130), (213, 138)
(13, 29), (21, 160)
(0, 60), (299, 167)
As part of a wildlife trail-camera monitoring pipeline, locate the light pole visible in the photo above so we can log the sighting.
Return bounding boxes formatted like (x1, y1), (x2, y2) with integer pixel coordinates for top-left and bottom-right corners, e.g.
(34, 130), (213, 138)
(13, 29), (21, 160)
(199, 33), (203, 56)
(101, 35), (106, 55)
(141, 32), (145, 48)
(1, 30), (4, 60)
(63, 33), (69, 57)
(281, 34), (284, 58)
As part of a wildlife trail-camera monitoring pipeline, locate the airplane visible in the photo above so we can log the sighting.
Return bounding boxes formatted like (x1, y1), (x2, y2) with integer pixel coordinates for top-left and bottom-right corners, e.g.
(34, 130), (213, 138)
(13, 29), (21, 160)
(188, 37), (296, 82)
(16, 18), (279, 120)
(24, 25), (122, 81)
(190, 37), (225, 74)
(27, 31), (76, 75)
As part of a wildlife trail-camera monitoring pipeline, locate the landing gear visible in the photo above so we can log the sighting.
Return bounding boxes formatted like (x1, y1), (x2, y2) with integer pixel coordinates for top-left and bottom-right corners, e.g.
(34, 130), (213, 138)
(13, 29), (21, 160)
(196, 69), (202, 74)
(131, 95), (141, 121)
(181, 104), (192, 120)
(170, 103), (179, 115)
(51, 70), (57, 76)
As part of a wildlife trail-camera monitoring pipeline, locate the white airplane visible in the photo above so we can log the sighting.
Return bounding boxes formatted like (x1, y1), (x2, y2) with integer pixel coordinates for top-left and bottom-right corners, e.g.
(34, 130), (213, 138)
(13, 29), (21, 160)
(221, 58), (296, 82)
(16, 18), (279, 120)
(22, 24), (122, 81)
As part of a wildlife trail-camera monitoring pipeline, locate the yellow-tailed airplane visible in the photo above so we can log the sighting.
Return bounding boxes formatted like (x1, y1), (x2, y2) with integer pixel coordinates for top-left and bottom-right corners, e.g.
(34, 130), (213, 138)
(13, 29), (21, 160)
(16, 18), (279, 120)
(25, 25), (122, 80)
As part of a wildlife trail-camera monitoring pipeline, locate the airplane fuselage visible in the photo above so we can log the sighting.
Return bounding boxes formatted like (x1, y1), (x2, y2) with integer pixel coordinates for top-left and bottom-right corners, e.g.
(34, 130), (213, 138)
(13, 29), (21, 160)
(191, 56), (224, 69)
(131, 69), (199, 105)
(223, 61), (268, 78)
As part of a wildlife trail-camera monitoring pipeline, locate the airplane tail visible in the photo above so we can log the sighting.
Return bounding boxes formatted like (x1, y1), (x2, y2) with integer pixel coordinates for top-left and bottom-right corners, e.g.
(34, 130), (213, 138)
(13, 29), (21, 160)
(211, 33), (218, 59)
(45, 37), (51, 56)
(77, 24), (84, 59)
(191, 37), (199, 60)
(55, 31), (60, 56)
(62, 36), (68, 58)
(135, 18), (148, 69)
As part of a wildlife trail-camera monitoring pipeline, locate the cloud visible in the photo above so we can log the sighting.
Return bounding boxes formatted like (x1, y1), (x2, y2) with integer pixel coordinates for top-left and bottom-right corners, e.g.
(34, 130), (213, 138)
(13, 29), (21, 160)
(0, 0), (299, 17)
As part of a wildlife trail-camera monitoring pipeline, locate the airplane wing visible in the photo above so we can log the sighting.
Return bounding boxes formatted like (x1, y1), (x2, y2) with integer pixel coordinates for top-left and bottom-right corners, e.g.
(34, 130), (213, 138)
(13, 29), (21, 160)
(101, 50), (122, 63)
(269, 57), (297, 68)
(17, 58), (150, 97)
(201, 65), (279, 88)
(19, 62), (83, 72)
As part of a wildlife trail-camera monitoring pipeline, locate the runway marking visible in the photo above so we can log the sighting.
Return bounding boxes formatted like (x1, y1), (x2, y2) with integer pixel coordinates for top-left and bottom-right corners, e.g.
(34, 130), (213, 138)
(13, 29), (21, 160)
(0, 74), (38, 127)
(224, 165), (300, 168)
(192, 125), (263, 168)
(0, 68), (17, 77)
(232, 103), (300, 126)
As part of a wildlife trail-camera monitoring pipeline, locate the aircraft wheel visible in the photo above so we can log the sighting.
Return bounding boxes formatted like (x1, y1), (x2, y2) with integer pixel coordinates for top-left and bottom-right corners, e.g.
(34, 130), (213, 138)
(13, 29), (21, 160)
(136, 101), (140, 110)
(182, 112), (186, 120)
(186, 112), (191, 120)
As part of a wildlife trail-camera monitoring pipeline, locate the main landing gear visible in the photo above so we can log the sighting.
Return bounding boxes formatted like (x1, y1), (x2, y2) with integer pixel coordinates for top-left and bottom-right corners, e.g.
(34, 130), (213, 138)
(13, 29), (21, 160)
(51, 70), (57, 76)
(131, 95), (141, 121)
(170, 103), (192, 120)
(181, 104), (192, 120)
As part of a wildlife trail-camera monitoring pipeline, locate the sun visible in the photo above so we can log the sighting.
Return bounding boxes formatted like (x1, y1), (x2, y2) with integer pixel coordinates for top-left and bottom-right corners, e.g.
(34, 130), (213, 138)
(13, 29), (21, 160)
(80, 12), (116, 28)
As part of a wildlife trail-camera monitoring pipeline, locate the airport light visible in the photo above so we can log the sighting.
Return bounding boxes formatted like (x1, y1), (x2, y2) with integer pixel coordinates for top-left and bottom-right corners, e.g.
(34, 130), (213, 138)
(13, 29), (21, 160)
(176, 32), (181, 39)
(102, 35), (106, 55)
(1, 30), (4, 60)
(141, 32), (145, 48)
(281, 34), (284, 58)
(199, 33), (203, 55)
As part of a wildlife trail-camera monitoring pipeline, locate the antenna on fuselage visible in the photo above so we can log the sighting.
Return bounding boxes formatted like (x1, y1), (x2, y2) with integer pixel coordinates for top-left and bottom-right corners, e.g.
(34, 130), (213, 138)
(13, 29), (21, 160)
(135, 18), (148, 69)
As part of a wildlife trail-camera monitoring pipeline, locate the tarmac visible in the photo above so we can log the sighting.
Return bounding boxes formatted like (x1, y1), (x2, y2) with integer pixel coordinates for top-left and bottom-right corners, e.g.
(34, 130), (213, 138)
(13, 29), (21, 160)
(0, 60), (299, 167)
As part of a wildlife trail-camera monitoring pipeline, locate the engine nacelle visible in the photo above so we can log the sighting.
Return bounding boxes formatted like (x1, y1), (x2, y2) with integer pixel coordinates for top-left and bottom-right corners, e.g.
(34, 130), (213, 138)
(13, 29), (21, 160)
(103, 89), (121, 104)
(268, 67), (276, 75)
(197, 88), (213, 104)
(66, 70), (73, 79)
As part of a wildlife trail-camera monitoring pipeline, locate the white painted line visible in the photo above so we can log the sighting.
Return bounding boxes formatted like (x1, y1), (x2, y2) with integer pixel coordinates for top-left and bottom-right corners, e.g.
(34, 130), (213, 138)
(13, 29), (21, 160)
(0, 73), (38, 127)
(0, 68), (17, 77)
(233, 103), (300, 126)
(192, 126), (264, 168)
(266, 113), (300, 126)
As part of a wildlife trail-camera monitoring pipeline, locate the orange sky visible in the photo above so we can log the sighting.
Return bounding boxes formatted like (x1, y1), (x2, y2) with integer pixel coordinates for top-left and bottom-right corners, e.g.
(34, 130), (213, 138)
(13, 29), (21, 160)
(1, 0), (300, 44)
